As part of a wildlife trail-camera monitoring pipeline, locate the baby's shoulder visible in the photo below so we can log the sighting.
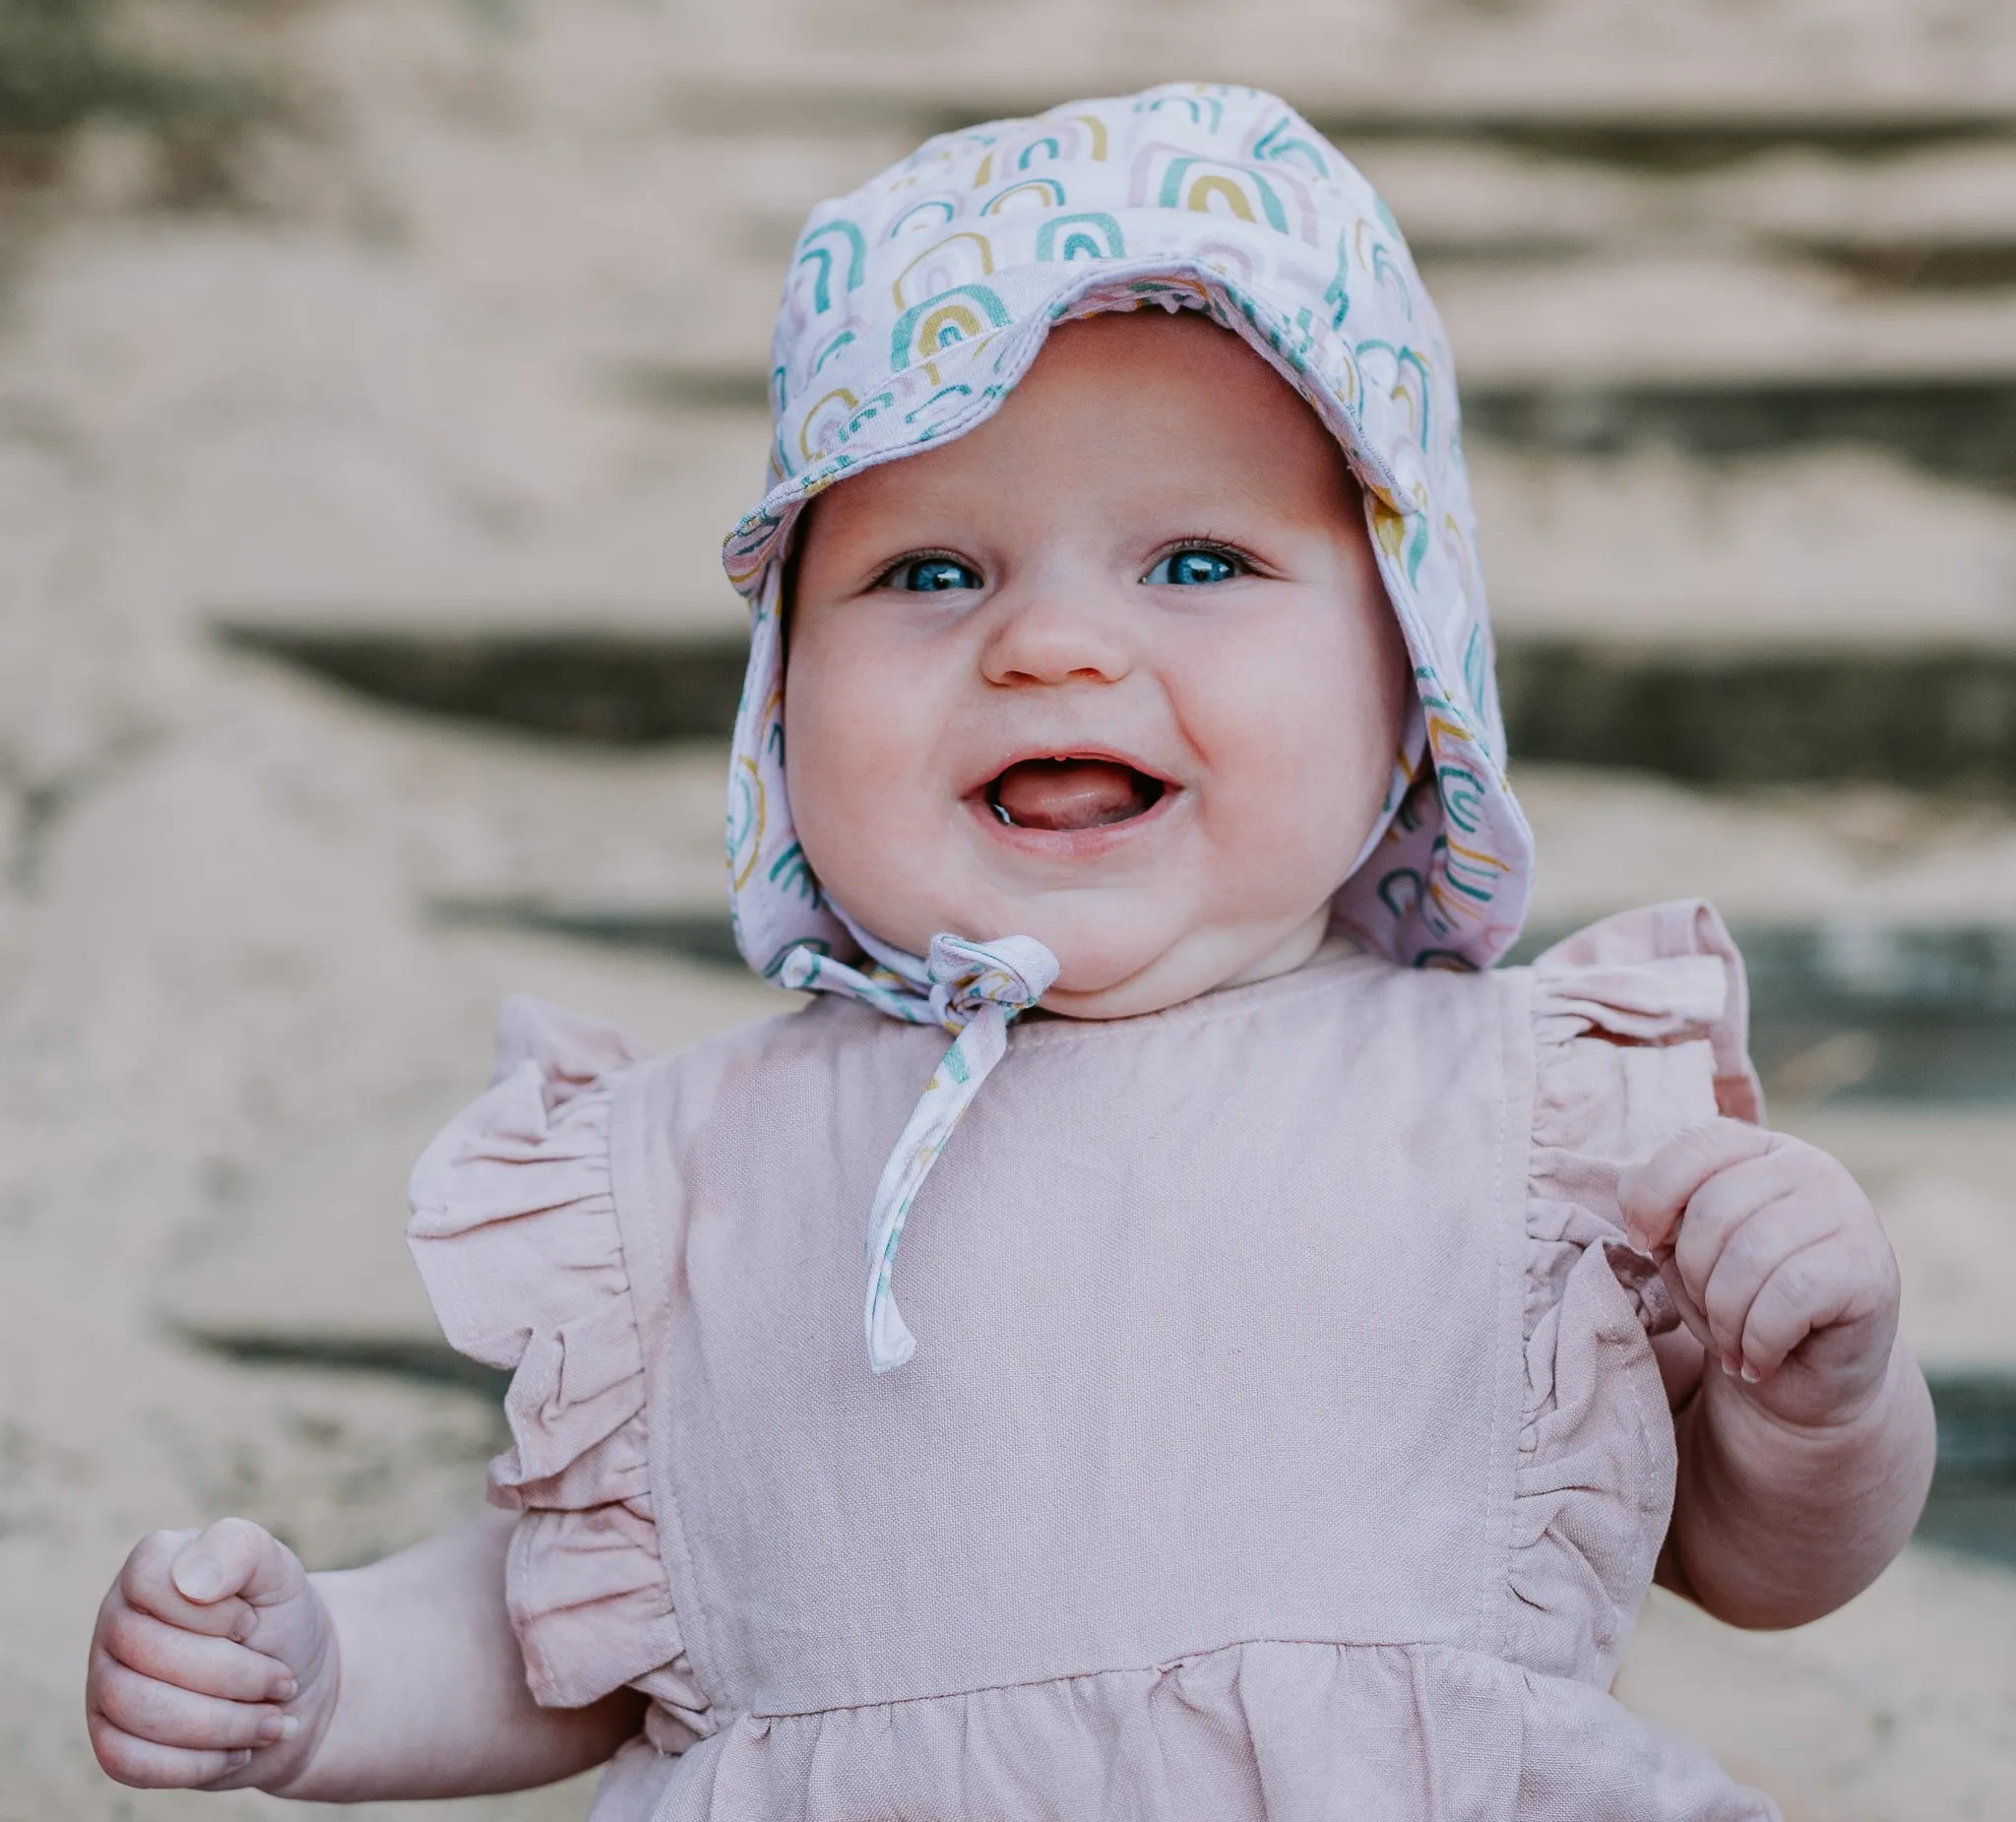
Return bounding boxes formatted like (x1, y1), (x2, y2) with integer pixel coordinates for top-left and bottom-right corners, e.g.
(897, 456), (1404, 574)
(466, 985), (907, 1108)
(1511, 898), (1763, 1139)
(1518, 899), (1745, 984)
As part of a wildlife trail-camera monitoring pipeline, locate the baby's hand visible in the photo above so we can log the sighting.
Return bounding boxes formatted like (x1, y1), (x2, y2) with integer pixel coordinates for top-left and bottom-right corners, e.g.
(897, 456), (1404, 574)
(88, 1517), (336, 1791)
(1618, 1119), (1901, 1431)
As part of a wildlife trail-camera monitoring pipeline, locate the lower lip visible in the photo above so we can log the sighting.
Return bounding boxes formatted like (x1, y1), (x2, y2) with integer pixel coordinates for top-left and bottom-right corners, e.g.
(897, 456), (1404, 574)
(963, 785), (1181, 856)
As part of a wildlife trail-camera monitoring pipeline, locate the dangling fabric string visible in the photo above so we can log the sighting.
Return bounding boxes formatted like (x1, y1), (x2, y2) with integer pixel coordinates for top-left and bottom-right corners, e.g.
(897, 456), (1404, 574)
(778, 932), (1059, 1372)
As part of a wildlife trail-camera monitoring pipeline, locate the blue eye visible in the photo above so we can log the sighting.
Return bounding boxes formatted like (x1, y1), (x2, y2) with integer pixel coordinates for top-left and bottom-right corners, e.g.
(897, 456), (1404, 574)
(885, 555), (981, 593)
(1145, 546), (1243, 587)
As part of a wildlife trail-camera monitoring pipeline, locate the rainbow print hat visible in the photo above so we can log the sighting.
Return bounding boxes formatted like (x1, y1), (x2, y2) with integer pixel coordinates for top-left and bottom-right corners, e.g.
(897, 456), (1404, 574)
(721, 82), (1533, 987)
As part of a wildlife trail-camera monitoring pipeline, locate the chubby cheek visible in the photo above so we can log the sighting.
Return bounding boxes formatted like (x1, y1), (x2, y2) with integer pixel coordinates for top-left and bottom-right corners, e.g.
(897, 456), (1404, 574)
(1183, 610), (1406, 911)
(784, 644), (947, 947)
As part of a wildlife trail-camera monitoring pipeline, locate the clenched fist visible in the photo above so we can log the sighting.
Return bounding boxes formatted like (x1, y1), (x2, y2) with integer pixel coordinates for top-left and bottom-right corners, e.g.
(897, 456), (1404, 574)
(1619, 1117), (1902, 1432)
(87, 1516), (336, 1791)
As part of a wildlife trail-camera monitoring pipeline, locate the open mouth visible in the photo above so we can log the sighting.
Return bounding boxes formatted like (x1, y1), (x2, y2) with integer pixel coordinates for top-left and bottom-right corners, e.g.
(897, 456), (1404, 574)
(983, 757), (1168, 833)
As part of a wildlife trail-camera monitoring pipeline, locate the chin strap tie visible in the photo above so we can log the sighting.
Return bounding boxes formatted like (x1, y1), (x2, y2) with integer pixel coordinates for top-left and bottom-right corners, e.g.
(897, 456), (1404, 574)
(778, 932), (1059, 1371)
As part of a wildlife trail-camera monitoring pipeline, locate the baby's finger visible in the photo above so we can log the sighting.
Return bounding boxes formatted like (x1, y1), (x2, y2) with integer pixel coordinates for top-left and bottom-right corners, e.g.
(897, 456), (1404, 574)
(1669, 1136), (1830, 1305)
(88, 1717), (251, 1791)
(1738, 1245), (1861, 1381)
(1618, 1119), (1779, 1251)
(91, 1655), (293, 1753)
(1656, 1252), (1714, 1359)
(1691, 1194), (1842, 1373)
(120, 1532), (246, 1639)
(172, 1516), (301, 1611)
(100, 1604), (296, 1703)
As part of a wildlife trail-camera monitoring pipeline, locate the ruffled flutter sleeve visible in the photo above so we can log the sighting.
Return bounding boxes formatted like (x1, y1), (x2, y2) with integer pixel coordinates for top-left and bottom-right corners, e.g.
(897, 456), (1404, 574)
(1510, 901), (1763, 1686)
(408, 996), (709, 1742)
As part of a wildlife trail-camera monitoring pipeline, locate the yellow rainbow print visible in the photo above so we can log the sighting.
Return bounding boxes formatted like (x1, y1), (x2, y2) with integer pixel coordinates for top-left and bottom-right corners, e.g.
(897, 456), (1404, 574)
(981, 178), (1066, 215)
(796, 387), (857, 461)
(889, 283), (1012, 368)
(892, 230), (995, 309)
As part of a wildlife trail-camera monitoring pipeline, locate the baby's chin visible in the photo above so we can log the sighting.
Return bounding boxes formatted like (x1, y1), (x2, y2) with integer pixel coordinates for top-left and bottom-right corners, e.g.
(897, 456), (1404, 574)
(1031, 919), (1220, 1017)
(839, 892), (1182, 1016)
(865, 896), (1312, 1023)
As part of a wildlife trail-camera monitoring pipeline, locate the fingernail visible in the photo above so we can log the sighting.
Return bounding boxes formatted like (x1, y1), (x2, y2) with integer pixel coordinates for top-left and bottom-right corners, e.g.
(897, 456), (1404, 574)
(173, 1555), (223, 1602)
(274, 1675), (298, 1702)
(258, 1713), (301, 1744)
(226, 1749), (252, 1770)
(1720, 1354), (1740, 1377)
(1740, 1362), (1761, 1384)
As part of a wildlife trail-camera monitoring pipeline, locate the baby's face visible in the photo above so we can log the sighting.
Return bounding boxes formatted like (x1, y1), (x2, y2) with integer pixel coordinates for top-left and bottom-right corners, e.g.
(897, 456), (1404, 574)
(786, 311), (1410, 1019)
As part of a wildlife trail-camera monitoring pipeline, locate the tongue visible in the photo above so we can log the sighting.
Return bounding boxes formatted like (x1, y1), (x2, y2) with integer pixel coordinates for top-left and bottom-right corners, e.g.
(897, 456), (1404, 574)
(992, 759), (1158, 832)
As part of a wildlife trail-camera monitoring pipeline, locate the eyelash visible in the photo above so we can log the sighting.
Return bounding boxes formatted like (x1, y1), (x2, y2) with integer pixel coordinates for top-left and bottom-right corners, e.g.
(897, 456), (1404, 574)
(874, 550), (979, 593)
(872, 537), (1261, 594)
(1143, 538), (1255, 582)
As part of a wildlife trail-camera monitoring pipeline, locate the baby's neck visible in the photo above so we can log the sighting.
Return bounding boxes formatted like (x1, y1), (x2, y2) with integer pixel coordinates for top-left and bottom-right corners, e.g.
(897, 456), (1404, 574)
(1027, 905), (1351, 1024)
(1215, 905), (1343, 993)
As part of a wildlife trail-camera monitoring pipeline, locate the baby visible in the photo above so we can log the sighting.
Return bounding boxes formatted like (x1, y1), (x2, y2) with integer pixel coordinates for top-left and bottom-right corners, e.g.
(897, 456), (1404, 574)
(88, 86), (1933, 1820)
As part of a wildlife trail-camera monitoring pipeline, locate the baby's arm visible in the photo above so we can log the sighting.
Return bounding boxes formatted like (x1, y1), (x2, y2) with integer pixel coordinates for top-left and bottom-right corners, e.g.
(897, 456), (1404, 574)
(1620, 1120), (1937, 1630)
(89, 1510), (643, 1798)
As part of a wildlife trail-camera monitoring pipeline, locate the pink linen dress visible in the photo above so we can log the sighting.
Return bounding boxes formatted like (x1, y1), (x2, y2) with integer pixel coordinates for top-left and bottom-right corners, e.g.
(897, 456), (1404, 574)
(408, 901), (1779, 1822)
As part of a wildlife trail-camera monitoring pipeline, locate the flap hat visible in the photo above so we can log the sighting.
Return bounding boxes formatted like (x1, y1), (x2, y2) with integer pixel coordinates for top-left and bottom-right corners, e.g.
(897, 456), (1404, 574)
(719, 83), (1534, 1368)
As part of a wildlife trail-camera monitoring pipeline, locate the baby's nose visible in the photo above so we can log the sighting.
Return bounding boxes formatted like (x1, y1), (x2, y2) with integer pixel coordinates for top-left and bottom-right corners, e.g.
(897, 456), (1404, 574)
(978, 587), (1135, 688)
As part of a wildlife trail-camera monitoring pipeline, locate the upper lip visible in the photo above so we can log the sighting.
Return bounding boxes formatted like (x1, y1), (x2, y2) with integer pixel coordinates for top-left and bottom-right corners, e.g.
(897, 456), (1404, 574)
(962, 743), (1181, 798)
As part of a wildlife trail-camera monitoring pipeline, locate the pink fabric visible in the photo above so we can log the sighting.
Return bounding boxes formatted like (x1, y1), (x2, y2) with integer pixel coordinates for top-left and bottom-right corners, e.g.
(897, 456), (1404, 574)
(409, 999), (707, 1737)
(408, 905), (1779, 1821)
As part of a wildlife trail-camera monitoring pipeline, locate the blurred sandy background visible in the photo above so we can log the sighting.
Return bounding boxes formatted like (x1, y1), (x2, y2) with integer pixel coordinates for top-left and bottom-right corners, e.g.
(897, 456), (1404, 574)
(3, 2), (2015, 1817)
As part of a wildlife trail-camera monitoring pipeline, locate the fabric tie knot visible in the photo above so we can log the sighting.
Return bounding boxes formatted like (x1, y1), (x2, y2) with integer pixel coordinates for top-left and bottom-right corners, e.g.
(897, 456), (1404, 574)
(926, 933), (1059, 1031)
(779, 929), (1059, 1372)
